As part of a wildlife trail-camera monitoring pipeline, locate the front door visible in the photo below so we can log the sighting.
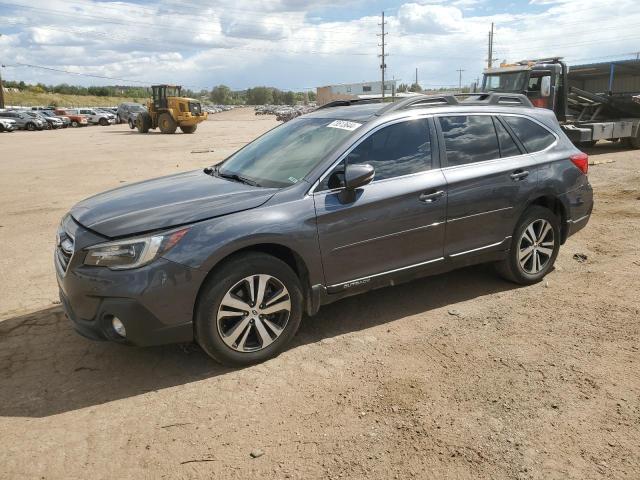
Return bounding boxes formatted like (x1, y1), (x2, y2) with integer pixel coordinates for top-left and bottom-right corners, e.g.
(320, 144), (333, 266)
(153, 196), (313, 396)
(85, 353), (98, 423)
(313, 117), (447, 288)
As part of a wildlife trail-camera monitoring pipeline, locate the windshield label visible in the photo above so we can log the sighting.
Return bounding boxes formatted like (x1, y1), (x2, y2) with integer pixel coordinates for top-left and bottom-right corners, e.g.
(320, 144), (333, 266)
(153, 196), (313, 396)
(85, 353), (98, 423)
(327, 120), (361, 131)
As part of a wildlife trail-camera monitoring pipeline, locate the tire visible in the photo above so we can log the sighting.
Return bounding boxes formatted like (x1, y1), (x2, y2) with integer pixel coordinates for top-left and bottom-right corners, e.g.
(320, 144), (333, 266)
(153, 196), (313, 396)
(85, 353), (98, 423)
(495, 206), (560, 285)
(158, 113), (177, 134)
(180, 124), (197, 134)
(128, 119), (134, 129)
(26, 122), (36, 131)
(99, 118), (109, 126)
(116, 115), (122, 124)
(627, 130), (640, 149)
(195, 252), (303, 366)
(136, 113), (152, 133)
(0, 124), (4, 132)
(71, 121), (79, 127)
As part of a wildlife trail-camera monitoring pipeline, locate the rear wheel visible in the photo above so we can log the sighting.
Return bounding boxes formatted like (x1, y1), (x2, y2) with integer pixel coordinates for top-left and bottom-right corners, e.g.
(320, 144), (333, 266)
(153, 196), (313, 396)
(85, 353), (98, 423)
(626, 129), (640, 149)
(158, 113), (177, 134)
(136, 112), (152, 133)
(496, 206), (560, 285)
(26, 122), (36, 131)
(71, 121), (79, 127)
(195, 253), (303, 366)
(180, 124), (197, 134)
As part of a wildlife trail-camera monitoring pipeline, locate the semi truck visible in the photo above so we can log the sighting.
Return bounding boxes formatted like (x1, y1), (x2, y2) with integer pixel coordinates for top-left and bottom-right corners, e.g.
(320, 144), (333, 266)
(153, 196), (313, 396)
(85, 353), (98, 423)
(482, 57), (640, 148)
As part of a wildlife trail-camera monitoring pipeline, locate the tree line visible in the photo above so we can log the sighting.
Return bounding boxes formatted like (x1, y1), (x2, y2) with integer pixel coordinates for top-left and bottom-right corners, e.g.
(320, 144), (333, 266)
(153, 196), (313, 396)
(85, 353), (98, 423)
(4, 80), (316, 105)
(209, 85), (315, 105)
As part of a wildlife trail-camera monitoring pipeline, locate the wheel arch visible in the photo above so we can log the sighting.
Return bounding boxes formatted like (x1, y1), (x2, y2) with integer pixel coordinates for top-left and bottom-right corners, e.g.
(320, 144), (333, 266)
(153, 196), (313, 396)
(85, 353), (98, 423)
(193, 242), (315, 327)
(523, 194), (569, 244)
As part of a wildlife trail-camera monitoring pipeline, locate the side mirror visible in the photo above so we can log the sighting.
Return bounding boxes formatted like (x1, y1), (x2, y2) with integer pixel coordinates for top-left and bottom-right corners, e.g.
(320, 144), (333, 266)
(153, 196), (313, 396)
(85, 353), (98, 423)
(339, 164), (375, 203)
(541, 76), (551, 97)
(345, 163), (375, 189)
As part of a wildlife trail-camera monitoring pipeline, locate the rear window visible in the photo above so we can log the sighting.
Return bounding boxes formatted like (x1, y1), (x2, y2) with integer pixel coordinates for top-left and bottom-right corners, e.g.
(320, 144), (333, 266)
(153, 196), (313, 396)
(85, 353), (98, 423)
(439, 115), (500, 166)
(503, 116), (556, 152)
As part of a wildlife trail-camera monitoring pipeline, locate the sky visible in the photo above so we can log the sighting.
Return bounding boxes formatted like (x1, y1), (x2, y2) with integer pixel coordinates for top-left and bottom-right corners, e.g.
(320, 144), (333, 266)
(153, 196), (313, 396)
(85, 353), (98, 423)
(0, 0), (639, 92)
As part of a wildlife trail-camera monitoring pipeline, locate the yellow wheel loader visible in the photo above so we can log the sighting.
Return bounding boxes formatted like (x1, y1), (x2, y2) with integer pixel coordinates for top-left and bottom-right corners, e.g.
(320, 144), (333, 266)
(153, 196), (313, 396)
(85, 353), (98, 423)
(136, 85), (207, 134)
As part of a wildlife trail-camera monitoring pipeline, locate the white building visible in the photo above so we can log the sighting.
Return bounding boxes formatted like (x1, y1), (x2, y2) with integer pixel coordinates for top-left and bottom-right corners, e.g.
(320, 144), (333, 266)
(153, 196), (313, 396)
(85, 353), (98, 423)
(316, 80), (398, 105)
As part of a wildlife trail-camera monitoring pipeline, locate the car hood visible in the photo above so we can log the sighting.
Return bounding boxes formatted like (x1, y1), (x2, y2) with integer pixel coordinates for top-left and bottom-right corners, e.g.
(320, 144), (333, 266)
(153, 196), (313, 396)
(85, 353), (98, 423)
(71, 170), (277, 238)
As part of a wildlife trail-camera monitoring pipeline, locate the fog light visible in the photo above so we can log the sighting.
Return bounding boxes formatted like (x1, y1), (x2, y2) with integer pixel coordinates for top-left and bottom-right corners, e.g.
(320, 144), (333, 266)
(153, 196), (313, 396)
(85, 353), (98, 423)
(112, 317), (126, 337)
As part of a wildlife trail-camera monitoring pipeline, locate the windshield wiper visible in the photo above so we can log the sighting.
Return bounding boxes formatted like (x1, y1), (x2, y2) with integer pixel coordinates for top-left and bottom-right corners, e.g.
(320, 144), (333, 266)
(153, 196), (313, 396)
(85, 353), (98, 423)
(213, 167), (261, 187)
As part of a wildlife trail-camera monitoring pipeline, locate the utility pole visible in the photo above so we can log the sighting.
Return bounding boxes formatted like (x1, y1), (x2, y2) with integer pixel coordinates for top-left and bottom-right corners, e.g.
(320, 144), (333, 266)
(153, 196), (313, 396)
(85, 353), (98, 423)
(378, 11), (388, 103)
(487, 22), (494, 69)
(0, 64), (4, 109)
(457, 69), (465, 90)
(0, 34), (4, 109)
(415, 67), (418, 86)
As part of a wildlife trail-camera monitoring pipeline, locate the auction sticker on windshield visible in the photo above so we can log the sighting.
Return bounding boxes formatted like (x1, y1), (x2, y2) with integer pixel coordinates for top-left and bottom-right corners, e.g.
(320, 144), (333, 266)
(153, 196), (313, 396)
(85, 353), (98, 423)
(327, 120), (362, 131)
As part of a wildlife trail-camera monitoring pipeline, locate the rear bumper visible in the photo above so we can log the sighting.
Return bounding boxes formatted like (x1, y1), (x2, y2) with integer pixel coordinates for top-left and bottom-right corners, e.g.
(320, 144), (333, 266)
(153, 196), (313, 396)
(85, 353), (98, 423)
(561, 181), (594, 241)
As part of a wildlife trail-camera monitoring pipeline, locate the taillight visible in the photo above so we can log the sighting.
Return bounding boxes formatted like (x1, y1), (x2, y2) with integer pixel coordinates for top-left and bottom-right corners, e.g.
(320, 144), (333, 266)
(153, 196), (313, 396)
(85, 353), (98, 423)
(570, 152), (589, 174)
(531, 98), (547, 108)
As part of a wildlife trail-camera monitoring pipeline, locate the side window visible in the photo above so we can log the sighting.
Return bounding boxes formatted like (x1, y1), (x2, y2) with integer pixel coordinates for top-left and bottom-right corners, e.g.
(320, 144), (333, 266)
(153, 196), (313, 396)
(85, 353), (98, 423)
(503, 116), (556, 152)
(494, 118), (522, 157)
(317, 119), (431, 191)
(345, 118), (431, 181)
(439, 115), (500, 166)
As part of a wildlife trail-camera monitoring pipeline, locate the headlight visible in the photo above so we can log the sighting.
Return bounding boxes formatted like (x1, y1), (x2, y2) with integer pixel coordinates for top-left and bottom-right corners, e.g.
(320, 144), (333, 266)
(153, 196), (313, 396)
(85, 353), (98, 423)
(83, 228), (189, 270)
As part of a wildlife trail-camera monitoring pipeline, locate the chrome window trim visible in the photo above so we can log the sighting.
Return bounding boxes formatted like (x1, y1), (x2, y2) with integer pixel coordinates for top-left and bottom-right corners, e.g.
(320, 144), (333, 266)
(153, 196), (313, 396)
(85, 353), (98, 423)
(435, 111), (559, 171)
(307, 113), (435, 196)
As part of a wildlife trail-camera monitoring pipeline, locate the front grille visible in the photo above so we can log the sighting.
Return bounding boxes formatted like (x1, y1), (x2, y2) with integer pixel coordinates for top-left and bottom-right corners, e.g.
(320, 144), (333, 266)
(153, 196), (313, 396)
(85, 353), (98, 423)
(189, 102), (202, 115)
(56, 227), (75, 274)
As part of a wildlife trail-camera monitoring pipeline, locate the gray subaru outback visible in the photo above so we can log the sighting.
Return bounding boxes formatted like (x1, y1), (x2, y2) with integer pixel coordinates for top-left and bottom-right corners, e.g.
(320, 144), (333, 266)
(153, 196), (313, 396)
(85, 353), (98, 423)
(56, 93), (593, 365)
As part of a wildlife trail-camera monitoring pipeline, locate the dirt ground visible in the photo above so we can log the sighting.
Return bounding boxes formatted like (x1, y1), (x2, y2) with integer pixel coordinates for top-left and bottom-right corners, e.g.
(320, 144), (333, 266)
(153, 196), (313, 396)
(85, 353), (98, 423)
(0, 108), (639, 479)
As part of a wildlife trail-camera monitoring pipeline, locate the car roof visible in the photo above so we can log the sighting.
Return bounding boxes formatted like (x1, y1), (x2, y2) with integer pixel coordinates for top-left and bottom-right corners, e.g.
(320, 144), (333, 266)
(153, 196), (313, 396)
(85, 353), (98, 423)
(305, 102), (386, 122)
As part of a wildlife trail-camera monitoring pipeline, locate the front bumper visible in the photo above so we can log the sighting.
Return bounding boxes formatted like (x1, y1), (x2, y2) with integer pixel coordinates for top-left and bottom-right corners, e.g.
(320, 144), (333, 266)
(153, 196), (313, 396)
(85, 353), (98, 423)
(55, 217), (208, 346)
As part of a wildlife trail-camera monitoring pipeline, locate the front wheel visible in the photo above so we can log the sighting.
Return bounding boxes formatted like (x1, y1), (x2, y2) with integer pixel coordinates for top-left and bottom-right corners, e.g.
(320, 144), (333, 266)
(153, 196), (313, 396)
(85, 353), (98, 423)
(195, 253), (303, 366)
(180, 124), (197, 134)
(26, 122), (36, 131)
(496, 206), (560, 285)
(99, 118), (109, 126)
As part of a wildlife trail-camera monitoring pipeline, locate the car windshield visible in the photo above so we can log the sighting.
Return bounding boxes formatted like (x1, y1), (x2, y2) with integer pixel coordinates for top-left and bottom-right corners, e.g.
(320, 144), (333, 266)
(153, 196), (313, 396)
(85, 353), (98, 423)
(218, 117), (361, 188)
(484, 71), (529, 92)
(129, 105), (145, 112)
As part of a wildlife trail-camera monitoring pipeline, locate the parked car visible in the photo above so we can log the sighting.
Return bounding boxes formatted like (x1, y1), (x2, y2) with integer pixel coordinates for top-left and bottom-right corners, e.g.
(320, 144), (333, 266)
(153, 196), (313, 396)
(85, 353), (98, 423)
(54, 109), (89, 127)
(0, 110), (45, 130)
(56, 93), (593, 365)
(67, 108), (115, 126)
(0, 118), (16, 132)
(41, 110), (71, 128)
(116, 102), (147, 127)
(25, 111), (64, 130)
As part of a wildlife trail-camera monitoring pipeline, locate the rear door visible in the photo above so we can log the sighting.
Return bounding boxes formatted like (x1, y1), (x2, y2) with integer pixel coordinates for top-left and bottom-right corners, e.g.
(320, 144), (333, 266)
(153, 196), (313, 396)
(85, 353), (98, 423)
(313, 117), (447, 288)
(437, 113), (539, 257)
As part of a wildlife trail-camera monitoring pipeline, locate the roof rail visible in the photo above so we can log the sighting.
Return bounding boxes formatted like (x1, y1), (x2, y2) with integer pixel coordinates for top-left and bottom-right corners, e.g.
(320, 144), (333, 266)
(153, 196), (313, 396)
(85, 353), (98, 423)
(376, 92), (533, 115)
(316, 98), (383, 110)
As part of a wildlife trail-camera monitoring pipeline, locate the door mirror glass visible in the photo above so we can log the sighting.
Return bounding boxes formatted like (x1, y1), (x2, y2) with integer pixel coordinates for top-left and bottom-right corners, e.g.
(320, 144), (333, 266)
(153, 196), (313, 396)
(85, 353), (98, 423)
(541, 76), (551, 97)
(345, 163), (375, 189)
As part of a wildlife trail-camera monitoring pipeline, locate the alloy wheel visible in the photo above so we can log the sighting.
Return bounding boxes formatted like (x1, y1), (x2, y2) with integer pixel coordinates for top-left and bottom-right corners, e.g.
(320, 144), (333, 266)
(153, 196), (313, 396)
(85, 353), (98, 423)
(518, 218), (555, 274)
(216, 274), (291, 353)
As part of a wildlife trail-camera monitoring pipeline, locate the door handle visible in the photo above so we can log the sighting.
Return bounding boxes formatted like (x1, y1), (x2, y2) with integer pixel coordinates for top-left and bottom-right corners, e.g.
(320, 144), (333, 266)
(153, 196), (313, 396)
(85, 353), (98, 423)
(419, 190), (444, 203)
(510, 170), (529, 181)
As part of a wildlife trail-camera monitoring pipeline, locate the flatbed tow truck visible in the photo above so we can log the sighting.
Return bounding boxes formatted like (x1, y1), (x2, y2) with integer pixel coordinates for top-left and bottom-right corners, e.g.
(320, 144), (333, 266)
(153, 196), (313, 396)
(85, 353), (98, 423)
(482, 57), (640, 148)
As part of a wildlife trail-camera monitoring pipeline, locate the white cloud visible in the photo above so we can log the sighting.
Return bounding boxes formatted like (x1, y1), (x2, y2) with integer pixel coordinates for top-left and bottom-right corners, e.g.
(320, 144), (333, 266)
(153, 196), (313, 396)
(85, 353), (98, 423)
(0, 0), (639, 90)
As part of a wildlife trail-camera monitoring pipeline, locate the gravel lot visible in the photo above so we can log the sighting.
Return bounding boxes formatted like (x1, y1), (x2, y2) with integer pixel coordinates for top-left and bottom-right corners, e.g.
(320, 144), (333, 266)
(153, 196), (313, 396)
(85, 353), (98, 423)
(1, 108), (639, 479)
